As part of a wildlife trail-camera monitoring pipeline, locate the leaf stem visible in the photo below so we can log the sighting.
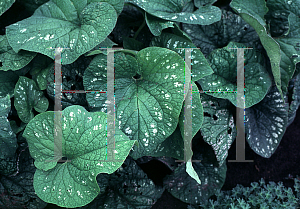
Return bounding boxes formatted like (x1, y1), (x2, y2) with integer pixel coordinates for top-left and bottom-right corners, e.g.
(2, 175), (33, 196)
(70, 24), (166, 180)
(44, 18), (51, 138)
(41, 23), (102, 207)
(134, 19), (146, 40)
(113, 49), (138, 56)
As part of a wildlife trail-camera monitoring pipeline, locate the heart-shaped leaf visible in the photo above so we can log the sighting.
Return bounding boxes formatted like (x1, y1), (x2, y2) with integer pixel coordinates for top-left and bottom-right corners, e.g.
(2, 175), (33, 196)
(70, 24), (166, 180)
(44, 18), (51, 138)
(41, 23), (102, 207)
(83, 47), (187, 159)
(6, 0), (118, 65)
(22, 105), (137, 208)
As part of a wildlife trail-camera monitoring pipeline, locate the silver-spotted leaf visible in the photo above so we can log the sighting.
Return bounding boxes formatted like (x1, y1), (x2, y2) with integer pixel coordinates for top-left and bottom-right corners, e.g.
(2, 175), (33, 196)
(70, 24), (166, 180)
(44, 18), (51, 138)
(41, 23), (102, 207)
(150, 32), (214, 81)
(126, 0), (221, 25)
(0, 0), (15, 16)
(197, 42), (272, 108)
(200, 93), (237, 167)
(0, 35), (36, 71)
(182, 10), (261, 57)
(14, 76), (49, 123)
(22, 105), (137, 208)
(245, 84), (289, 158)
(6, 0), (118, 65)
(83, 47), (187, 160)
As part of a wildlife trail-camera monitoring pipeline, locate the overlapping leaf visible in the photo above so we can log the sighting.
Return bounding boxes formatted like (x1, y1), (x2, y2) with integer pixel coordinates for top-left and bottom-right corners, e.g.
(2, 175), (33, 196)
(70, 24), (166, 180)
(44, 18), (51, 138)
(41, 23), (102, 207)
(81, 157), (164, 209)
(0, 65), (30, 98)
(0, 35), (36, 71)
(83, 47), (186, 160)
(22, 105), (137, 208)
(200, 93), (237, 167)
(145, 12), (174, 36)
(245, 84), (289, 158)
(150, 32), (214, 81)
(6, 0), (119, 65)
(266, 0), (300, 94)
(0, 146), (47, 209)
(14, 76), (49, 123)
(163, 138), (227, 205)
(230, 0), (284, 102)
(182, 10), (261, 57)
(126, 0), (221, 25)
(197, 42), (272, 108)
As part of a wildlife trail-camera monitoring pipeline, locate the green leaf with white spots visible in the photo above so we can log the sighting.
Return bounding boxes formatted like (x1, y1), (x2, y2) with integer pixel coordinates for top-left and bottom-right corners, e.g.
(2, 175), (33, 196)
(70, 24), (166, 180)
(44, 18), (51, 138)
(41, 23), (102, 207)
(83, 47), (187, 160)
(150, 32), (214, 81)
(22, 105), (137, 208)
(245, 84), (289, 158)
(126, 0), (221, 25)
(230, 0), (284, 102)
(163, 138), (227, 205)
(0, 35), (36, 71)
(28, 54), (53, 92)
(197, 42), (272, 108)
(145, 12), (175, 36)
(6, 0), (118, 65)
(182, 10), (261, 57)
(0, 0), (15, 16)
(0, 94), (18, 159)
(200, 93), (237, 167)
(14, 76), (49, 123)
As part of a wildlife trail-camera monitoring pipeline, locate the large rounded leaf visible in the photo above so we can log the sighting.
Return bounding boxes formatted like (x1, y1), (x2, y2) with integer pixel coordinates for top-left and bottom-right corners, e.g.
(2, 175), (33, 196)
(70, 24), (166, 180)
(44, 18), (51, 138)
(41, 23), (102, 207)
(83, 47), (186, 159)
(14, 76), (49, 123)
(6, 0), (118, 65)
(22, 105), (137, 208)
(126, 0), (221, 25)
(245, 84), (289, 158)
(197, 42), (272, 108)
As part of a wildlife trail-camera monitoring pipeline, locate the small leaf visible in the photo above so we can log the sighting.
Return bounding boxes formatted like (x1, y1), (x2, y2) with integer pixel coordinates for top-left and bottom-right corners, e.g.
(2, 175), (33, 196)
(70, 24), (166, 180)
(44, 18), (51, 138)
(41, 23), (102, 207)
(14, 76), (49, 123)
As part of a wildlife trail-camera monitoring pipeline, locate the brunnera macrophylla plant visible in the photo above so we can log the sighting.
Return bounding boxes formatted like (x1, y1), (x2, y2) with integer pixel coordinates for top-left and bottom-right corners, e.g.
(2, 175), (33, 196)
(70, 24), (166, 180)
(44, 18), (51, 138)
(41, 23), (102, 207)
(0, 0), (299, 208)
